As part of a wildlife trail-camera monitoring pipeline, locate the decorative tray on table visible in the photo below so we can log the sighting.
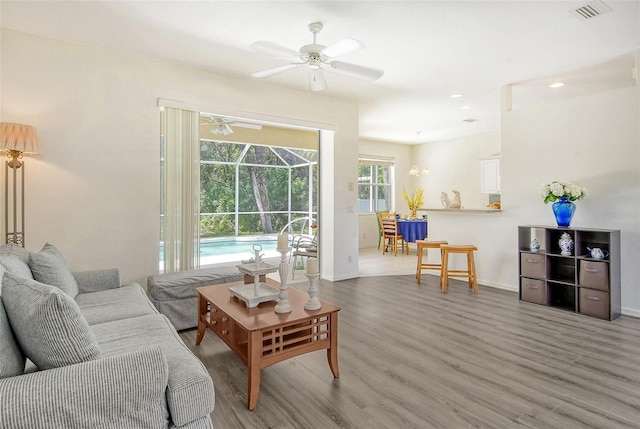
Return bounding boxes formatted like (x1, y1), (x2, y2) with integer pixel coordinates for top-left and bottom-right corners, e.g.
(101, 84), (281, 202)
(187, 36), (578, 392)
(228, 283), (281, 308)
(231, 262), (280, 308)
(235, 262), (278, 276)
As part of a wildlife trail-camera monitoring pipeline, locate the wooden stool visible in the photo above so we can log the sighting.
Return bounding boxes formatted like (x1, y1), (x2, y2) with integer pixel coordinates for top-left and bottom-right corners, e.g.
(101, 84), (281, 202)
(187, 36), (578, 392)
(416, 240), (448, 285)
(440, 245), (478, 294)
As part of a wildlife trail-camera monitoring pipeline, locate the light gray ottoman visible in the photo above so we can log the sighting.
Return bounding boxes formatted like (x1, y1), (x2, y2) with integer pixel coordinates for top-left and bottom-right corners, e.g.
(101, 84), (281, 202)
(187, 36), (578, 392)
(147, 267), (243, 330)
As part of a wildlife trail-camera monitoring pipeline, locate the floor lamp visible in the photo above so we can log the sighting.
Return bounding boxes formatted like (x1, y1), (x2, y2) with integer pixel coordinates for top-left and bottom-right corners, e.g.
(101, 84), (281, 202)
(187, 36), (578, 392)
(0, 122), (40, 247)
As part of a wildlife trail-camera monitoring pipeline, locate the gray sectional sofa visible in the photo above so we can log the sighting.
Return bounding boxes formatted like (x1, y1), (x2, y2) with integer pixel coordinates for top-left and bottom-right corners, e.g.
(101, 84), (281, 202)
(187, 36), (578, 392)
(0, 243), (215, 429)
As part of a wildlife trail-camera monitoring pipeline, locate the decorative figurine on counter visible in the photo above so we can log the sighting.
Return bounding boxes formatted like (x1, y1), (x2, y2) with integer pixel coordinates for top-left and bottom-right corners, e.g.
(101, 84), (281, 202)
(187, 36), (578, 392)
(530, 238), (540, 252)
(441, 190), (462, 209)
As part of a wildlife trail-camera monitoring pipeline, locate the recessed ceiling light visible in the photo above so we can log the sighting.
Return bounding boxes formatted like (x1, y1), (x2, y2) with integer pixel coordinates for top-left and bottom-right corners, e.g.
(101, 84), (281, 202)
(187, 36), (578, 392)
(550, 82), (565, 88)
(460, 105), (472, 110)
(463, 118), (479, 123)
(450, 93), (464, 98)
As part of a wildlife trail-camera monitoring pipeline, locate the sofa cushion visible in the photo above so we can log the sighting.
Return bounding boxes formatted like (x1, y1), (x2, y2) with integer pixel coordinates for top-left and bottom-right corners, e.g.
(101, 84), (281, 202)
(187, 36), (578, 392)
(0, 251), (33, 280)
(75, 284), (159, 325)
(29, 243), (79, 298)
(92, 314), (214, 426)
(0, 347), (170, 429)
(0, 266), (26, 379)
(1, 272), (101, 370)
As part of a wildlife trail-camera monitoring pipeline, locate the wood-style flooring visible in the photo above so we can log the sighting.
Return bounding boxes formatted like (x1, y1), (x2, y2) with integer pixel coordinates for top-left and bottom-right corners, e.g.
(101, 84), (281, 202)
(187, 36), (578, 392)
(180, 273), (640, 429)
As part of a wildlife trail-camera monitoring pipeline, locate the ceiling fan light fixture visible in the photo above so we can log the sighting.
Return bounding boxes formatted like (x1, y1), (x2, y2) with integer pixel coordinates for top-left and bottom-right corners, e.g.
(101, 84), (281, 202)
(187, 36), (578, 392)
(309, 69), (327, 91)
(249, 22), (383, 91)
(211, 123), (233, 135)
(308, 56), (322, 70)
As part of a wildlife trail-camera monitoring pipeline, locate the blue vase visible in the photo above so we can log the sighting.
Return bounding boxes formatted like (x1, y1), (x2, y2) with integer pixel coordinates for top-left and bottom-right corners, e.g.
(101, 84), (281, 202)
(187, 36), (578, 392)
(552, 196), (576, 227)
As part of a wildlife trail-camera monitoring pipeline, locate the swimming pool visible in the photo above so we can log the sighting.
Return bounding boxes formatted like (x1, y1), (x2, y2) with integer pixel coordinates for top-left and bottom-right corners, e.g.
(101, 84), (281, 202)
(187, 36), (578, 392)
(200, 238), (278, 257)
(160, 237), (279, 259)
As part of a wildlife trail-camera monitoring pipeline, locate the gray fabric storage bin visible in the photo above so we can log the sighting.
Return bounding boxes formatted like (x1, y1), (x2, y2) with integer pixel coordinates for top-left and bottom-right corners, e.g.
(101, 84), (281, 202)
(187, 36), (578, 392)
(521, 278), (546, 305)
(520, 253), (545, 279)
(579, 288), (610, 320)
(148, 267), (243, 330)
(579, 260), (609, 290)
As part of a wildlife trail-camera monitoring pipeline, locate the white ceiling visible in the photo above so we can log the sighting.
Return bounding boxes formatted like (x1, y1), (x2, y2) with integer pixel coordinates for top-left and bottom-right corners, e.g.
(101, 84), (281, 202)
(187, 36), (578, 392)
(1, 1), (639, 143)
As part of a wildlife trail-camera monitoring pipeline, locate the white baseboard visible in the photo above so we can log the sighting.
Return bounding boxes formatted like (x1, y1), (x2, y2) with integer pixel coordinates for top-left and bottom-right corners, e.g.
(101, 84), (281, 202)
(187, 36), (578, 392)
(621, 307), (640, 318)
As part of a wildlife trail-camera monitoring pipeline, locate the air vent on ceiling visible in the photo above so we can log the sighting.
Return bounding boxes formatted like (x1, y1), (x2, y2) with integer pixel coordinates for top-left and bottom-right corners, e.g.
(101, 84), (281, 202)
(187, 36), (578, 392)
(571, 0), (612, 20)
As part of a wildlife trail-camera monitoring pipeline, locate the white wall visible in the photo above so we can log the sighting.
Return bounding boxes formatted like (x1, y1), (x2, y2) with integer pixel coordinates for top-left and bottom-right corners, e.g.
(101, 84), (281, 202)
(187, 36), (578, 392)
(502, 83), (640, 316)
(0, 29), (360, 285)
(416, 131), (501, 209)
(422, 83), (640, 316)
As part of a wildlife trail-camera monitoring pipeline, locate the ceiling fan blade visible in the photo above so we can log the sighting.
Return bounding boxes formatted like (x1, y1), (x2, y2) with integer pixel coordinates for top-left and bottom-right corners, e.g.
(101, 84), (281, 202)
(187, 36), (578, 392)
(309, 69), (327, 92)
(322, 37), (363, 58)
(232, 122), (263, 130)
(328, 61), (384, 81)
(250, 63), (302, 79)
(250, 41), (300, 58)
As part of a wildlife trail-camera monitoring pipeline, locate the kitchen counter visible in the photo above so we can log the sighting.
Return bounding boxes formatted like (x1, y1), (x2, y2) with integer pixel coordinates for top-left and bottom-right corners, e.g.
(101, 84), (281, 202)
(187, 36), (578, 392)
(418, 208), (501, 214)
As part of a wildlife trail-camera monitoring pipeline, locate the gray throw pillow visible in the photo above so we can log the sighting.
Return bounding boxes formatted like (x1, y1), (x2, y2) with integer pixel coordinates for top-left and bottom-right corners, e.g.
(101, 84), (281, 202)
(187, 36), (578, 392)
(0, 244), (33, 280)
(29, 243), (79, 298)
(1, 272), (100, 370)
(0, 298), (26, 378)
(0, 266), (26, 378)
(0, 254), (34, 280)
(0, 243), (30, 265)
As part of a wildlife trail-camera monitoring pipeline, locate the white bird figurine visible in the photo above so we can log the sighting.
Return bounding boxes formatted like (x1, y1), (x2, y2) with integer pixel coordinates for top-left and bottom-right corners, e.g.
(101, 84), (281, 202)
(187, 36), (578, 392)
(441, 190), (462, 209)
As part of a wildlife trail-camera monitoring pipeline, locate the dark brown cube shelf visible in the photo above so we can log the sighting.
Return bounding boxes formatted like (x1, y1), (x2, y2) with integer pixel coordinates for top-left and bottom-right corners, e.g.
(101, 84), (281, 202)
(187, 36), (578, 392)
(518, 225), (620, 321)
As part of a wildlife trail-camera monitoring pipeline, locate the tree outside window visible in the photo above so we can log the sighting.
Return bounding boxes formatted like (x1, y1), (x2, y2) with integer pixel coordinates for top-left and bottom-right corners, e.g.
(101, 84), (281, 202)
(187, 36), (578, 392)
(199, 140), (317, 237)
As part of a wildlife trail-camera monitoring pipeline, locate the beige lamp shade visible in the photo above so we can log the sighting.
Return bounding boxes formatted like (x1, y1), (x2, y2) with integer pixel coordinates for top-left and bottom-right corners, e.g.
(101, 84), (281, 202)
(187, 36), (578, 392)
(0, 122), (41, 155)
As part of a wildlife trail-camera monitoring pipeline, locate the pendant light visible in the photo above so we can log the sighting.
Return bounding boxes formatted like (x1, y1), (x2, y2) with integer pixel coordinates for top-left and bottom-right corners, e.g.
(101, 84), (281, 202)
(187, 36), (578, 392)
(409, 132), (429, 176)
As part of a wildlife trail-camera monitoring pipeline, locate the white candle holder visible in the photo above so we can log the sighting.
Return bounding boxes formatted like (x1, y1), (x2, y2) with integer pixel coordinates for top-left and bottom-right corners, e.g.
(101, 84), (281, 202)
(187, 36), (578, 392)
(304, 273), (321, 310)
(274, 246), (292, 313)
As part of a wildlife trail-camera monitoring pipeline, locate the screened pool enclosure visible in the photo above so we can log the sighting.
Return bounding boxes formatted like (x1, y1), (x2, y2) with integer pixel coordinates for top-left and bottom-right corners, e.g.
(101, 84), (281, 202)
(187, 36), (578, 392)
(199, 140), (318, 239)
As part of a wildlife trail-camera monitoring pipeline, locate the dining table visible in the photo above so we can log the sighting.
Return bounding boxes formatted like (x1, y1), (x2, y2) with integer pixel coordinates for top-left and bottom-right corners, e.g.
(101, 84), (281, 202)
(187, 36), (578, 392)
(397, 218), (428, 243)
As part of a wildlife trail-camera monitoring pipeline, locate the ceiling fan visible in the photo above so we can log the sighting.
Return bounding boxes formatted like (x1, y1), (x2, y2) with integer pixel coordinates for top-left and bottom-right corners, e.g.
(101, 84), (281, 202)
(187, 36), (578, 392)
(200, 115), (262, 135)
(249, 22), (384, 92)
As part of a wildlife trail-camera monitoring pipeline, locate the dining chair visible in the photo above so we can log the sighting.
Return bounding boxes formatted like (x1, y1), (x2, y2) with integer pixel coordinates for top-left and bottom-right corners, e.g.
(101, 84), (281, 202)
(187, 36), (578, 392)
(380, 212), (407, 256)
(375, 210), (390, 249)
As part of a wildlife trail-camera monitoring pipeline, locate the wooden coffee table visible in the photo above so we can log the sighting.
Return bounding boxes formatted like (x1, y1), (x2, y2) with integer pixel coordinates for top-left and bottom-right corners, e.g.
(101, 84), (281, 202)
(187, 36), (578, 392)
(195, 278), (340, 410)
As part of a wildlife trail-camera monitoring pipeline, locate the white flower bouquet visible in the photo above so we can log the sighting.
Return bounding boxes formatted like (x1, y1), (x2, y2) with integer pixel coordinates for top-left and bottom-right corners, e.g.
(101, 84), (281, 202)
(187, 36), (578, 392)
(539, 181), (587, 204)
